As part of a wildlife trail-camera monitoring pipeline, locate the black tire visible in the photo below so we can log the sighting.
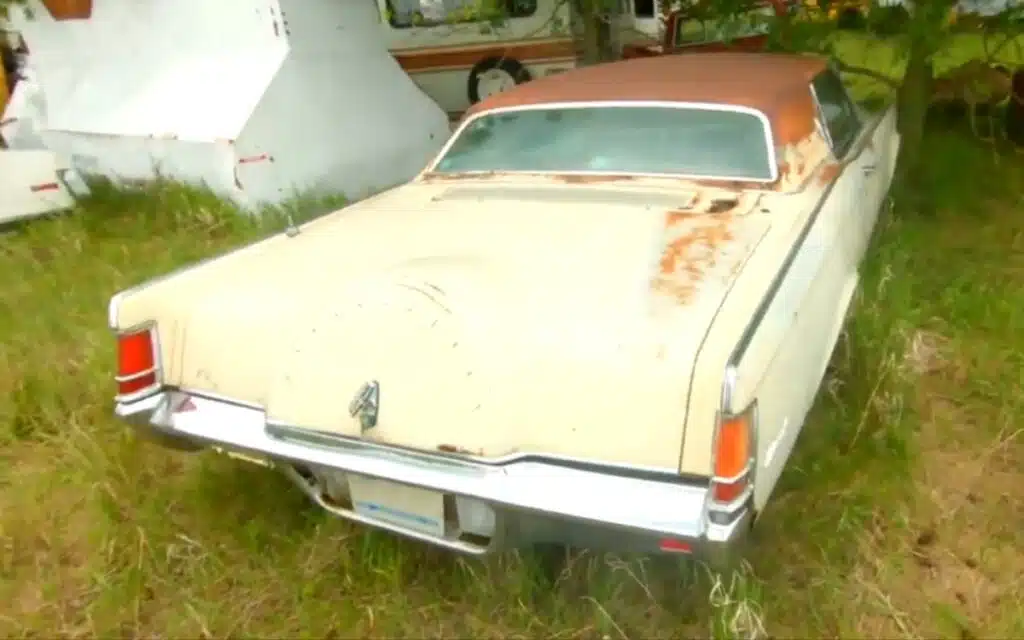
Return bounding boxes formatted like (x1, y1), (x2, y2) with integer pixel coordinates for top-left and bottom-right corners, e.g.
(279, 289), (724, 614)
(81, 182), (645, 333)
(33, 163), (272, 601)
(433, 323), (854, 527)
(467, 56), (532, 104)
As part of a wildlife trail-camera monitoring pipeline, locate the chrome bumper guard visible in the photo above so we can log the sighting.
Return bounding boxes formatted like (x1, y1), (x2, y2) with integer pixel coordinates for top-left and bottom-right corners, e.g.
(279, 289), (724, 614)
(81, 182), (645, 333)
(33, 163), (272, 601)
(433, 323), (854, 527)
(117, 390), (752, 564)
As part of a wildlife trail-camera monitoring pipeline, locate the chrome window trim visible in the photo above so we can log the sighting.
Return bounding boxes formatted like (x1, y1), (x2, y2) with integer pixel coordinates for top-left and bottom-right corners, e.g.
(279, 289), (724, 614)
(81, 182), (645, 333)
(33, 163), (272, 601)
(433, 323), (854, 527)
(424, 100), (780, 185)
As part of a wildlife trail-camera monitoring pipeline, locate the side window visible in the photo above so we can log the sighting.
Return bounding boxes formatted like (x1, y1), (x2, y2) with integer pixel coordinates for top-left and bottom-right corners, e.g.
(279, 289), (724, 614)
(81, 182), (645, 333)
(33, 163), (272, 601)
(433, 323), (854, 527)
(386, 0), (537, 28)
(811, 69), (861, 158)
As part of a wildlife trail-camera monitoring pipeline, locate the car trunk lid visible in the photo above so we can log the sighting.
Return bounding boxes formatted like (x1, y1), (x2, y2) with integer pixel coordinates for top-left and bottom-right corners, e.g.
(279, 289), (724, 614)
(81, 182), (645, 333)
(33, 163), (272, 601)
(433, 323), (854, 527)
(117, 180), (772, 469)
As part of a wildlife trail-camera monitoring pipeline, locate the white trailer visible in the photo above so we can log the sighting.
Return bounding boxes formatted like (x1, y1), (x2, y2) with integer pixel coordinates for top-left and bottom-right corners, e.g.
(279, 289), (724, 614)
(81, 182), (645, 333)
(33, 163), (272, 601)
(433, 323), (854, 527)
(2, 0), (452, 212)
(376, 0), (577, 116)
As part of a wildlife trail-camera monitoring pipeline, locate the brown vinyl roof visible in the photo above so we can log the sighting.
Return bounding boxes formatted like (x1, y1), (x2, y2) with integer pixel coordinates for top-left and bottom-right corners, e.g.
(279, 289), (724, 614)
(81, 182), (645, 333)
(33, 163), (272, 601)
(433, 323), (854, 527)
(465, 52), (829, 146)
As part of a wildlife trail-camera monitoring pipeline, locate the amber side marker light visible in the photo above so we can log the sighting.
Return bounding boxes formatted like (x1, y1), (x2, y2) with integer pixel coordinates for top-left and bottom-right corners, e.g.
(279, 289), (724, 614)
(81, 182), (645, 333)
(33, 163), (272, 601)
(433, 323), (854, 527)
(712, 408), (753, 504)
(116, 328), (159, 397)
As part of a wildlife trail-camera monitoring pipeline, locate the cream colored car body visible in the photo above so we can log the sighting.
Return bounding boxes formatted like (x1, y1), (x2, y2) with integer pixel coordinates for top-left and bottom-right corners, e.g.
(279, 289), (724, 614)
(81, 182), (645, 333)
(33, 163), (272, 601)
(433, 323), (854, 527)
(114, 180), (778, 473)
(109, 58), (899, 556)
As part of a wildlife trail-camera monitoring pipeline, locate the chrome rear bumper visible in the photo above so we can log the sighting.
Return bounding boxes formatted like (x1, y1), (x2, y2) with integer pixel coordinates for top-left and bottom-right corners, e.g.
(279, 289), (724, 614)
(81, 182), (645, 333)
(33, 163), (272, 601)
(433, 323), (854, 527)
(117, 390), (752, 564)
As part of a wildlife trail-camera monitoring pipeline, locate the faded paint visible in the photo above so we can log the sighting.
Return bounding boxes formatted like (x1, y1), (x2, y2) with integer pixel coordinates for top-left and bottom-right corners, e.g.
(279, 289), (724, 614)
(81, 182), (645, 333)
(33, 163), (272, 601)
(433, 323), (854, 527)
(466, 53), (828, 147)
(108, 76), (901, 481)
(110, 177), (775, 472)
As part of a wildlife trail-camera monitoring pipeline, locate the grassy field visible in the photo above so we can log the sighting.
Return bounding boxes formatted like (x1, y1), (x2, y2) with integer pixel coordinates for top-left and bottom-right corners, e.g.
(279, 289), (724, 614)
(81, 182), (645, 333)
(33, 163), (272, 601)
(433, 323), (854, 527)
(2, 39), (1024, 640)
(2, 133), (1022, 640)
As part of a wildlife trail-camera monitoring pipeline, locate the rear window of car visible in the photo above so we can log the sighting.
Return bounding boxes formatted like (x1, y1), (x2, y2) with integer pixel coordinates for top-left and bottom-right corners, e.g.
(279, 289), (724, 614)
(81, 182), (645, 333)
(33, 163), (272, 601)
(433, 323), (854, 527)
(430, 104), (775, 182)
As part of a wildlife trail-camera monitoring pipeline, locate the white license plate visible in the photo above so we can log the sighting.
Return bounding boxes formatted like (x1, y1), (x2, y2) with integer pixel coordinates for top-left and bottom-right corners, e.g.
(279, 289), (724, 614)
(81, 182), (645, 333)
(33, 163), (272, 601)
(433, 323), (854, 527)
(347, 474), (445, 538)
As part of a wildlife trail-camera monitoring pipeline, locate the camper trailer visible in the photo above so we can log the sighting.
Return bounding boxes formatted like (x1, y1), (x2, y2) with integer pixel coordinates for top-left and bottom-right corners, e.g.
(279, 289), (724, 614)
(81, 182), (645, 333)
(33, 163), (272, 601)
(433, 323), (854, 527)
(377, 0), (577, 116)
(4, 0), (452, 212)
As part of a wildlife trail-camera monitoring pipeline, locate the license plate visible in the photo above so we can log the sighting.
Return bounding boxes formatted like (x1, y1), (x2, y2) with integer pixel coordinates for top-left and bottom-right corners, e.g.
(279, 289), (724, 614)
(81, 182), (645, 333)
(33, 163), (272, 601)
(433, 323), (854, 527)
(347, 474), (445, 538)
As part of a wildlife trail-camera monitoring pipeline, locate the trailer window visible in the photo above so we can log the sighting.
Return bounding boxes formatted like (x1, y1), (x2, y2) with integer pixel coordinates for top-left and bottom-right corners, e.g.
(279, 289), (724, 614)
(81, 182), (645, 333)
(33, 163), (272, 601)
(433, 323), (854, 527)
(386, 0), (538, 28)
(431, 104), (775, 181)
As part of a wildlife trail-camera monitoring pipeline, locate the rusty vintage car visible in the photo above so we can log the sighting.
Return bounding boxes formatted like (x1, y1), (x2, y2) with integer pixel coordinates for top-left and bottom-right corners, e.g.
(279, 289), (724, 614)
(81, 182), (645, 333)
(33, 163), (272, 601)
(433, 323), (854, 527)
(109, 52), (899, 562)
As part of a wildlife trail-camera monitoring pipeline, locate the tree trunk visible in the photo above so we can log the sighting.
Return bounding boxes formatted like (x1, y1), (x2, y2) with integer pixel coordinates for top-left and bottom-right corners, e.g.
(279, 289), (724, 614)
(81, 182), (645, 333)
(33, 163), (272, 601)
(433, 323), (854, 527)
(896, 37), (934, 193)
(1008, 69), (1024, 148)
(573, 0), (618, 66)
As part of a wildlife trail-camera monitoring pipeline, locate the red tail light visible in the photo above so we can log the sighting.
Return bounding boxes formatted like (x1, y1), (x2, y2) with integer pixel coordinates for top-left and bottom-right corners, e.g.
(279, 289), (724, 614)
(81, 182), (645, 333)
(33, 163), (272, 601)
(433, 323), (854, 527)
(711, 405), (755, 505)
(116, 327), (159, 398)
(658, 538), (693, 554)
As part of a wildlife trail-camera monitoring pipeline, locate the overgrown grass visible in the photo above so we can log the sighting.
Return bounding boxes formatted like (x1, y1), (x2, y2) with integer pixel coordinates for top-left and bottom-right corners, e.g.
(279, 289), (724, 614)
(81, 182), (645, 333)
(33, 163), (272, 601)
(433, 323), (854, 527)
(2, 37), (1024, 638)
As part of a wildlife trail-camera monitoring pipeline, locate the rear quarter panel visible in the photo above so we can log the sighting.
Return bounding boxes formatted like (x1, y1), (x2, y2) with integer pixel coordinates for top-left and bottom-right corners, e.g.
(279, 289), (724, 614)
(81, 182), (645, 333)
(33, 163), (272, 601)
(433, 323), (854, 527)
(679, 186), (824, 476)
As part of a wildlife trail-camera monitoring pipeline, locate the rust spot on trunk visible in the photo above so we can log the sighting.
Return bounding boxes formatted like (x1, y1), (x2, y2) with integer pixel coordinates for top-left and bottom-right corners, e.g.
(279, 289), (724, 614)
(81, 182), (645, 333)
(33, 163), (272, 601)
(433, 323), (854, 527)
(652, 204), (737, 305)
(665, 209), (700, 225)
(707, 198), (738, 214)
(818, 162), (841, 184)
(437, 444), (479, 455)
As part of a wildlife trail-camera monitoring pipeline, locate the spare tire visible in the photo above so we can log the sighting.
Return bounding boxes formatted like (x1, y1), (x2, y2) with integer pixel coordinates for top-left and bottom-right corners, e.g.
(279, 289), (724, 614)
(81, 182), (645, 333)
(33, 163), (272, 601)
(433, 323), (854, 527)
(467, 56), (532, 104)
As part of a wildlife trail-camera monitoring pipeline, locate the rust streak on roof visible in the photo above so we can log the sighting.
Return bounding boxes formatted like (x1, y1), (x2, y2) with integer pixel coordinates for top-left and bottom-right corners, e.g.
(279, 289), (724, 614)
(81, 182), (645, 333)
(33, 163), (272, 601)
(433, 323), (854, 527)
(465, 53), (828, 146)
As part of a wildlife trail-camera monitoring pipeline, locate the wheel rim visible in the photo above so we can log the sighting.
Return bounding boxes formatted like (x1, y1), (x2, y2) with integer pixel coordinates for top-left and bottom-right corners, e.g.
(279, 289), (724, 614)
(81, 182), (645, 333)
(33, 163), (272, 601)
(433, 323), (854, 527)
(477, 68), (518, 99)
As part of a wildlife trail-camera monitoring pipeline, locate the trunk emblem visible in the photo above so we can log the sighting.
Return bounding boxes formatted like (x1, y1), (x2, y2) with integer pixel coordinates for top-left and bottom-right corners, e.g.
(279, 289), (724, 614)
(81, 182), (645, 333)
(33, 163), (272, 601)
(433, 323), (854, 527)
(349, 380), (380, 432)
